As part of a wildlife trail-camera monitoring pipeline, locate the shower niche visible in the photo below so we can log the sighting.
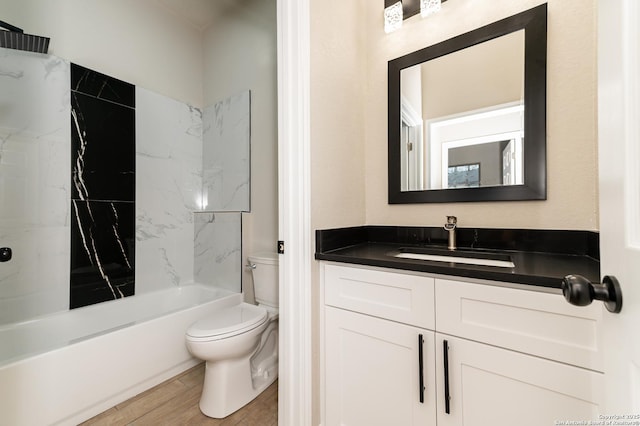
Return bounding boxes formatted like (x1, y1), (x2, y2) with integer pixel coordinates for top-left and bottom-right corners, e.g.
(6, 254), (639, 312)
(202, 91), (251, 212)
(195, 90), (252, 294)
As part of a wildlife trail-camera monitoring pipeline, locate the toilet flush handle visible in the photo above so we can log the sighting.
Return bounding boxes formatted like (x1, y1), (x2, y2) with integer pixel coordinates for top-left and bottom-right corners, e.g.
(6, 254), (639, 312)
(245, 262), (256, 270)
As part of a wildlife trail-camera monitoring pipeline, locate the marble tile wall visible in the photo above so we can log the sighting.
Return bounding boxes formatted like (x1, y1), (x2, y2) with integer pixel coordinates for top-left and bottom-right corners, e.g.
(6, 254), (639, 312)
(0, 49), (250, 323)
(194, 212), (242, 293)
(202, 91), (251, 212)
(0, 48), (71, 324)
(70, 64), (136, 308)
(136, 87), (203, 293)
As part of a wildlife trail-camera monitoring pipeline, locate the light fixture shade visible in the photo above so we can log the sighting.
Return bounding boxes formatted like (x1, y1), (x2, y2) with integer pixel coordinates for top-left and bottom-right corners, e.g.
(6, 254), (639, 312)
(384, 1), (403, 33)
(420, 0), (441, 17)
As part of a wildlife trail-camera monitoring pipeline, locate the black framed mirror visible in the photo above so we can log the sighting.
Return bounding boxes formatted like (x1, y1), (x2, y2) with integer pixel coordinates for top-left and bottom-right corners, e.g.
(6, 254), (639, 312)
(388, 4), (547, 203)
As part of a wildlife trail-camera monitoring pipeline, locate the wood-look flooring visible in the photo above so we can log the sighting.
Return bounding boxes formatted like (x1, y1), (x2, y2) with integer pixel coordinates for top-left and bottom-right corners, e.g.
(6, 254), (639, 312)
(81, 363), (277, 426)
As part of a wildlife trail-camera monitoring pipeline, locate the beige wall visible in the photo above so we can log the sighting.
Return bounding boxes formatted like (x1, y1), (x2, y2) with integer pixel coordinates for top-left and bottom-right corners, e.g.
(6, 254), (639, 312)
(310, 0), (367, 423)
(203, 0), (278, 300)
(0, 0), (204, 106)
(310, 2), (367, 232)
(362, 0), (599, 231)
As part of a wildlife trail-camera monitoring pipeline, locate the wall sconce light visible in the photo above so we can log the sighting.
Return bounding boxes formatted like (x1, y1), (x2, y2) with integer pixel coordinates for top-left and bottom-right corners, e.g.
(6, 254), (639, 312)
(384, 0), (447, 33)
(384, 1), (403, 33)
(420, 0), (441, 17)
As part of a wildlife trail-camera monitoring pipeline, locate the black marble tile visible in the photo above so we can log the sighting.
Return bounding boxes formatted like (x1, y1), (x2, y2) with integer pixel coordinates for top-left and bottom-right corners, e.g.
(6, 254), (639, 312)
(71, 63), (135, 107)
(315, 242), (600, 289)
(315, 226), (368, 253)
(70, 200), (135, 308)
(315, 226), (601, 288)
(71, 91), (135, 202)
(356, 226), (599, 257)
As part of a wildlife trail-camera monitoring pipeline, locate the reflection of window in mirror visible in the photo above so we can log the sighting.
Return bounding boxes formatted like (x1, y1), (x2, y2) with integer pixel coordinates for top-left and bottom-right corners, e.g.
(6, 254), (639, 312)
(443, 134), (523, 189)
(448, 163), (480, 188)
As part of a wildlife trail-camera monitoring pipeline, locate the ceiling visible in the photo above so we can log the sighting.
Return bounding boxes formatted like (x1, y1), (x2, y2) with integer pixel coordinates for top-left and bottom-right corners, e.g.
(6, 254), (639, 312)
(155, 0), (226, 31)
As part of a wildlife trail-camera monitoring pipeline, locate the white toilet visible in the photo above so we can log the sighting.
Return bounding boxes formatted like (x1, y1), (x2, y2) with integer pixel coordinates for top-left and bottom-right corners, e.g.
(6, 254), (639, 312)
(185, 252), (279, 418)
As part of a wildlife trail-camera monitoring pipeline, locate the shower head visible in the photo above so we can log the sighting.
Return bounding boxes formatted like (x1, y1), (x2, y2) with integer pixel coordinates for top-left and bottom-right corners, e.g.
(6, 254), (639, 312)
(0, 20), (50, 54)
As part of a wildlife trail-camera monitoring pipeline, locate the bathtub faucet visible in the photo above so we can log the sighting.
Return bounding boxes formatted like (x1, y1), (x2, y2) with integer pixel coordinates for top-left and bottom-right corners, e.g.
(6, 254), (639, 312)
(444, 216), (457, 250)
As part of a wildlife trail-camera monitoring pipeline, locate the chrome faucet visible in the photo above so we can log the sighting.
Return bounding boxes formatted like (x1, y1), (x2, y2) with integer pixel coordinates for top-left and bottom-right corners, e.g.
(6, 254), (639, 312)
(444, 216), (457, 250)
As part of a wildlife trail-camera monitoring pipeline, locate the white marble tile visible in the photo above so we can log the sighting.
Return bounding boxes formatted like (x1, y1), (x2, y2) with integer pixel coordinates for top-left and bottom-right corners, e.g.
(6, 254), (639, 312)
(0, 226), (69, 324)
(194, 212), (242, 293)
(202, 90), (250, 212)
(0, 48), (70, 142)
(0, 49), (71, 324)
(135, 87), (203, 293)
(0, 49), (71, 228)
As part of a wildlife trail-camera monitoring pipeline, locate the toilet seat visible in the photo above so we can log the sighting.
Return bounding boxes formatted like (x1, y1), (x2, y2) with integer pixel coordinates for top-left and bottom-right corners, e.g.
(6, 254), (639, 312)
(186, 303), (268, 341)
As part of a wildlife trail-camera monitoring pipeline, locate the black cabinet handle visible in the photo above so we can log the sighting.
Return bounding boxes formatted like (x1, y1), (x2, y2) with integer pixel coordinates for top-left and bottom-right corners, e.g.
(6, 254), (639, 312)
(418, 334), (425, 403)
(562, 274), (623, 313)
(443, 339), (451, 414)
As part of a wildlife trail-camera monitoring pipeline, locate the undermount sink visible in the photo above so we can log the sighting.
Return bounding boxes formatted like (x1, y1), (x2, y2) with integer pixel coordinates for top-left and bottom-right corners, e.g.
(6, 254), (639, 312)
(393, 247), (515, 268)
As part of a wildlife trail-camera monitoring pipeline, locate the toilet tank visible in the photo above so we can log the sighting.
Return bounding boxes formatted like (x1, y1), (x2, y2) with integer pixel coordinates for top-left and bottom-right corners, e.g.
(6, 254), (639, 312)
(248, 252), (279, 308)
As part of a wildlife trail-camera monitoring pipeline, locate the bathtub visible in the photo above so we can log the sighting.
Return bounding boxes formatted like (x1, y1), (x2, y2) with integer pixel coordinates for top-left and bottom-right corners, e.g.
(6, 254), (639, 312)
(0, 284), (241, 426)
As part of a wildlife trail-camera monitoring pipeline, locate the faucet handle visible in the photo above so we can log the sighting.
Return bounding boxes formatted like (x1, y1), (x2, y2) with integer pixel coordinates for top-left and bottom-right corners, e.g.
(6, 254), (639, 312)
(445, 216), (457, 230)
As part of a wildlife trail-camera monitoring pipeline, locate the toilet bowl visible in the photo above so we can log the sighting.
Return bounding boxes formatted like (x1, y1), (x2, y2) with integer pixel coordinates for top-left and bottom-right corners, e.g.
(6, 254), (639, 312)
(185, 252), (279, 418)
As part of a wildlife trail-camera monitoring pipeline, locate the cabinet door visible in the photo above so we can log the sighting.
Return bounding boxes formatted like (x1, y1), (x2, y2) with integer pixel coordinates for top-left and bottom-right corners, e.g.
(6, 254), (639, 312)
(435, 334), (604, 426)
(324, 306), (436, 426)
(436, 279), (603, 371)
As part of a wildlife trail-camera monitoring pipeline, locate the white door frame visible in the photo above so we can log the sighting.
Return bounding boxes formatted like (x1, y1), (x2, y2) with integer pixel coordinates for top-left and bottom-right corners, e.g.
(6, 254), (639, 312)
(276, 0), (313, 425)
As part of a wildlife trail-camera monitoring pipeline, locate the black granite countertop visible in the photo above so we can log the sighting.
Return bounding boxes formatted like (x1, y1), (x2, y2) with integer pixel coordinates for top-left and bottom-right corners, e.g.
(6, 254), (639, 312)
(315, 226), (601, 289)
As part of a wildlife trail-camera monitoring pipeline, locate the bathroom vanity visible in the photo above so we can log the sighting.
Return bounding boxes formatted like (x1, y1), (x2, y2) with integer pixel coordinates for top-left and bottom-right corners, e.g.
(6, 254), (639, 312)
(316, 226), (603, 426)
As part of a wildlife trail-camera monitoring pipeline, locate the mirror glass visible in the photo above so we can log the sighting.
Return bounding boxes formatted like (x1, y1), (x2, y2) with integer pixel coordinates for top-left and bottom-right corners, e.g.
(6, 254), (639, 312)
(388, 4), (547, 203)
(400, 30), (524, 191)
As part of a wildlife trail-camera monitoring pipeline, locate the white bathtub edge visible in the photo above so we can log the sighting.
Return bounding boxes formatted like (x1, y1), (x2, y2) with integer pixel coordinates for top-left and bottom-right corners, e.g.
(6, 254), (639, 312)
(0, 289), (241, 426)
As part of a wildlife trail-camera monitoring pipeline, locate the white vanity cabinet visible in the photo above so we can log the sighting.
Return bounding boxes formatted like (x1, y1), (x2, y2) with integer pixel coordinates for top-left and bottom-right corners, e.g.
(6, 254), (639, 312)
(321, 262), (604, 426)
(322, 263), (437, 426)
